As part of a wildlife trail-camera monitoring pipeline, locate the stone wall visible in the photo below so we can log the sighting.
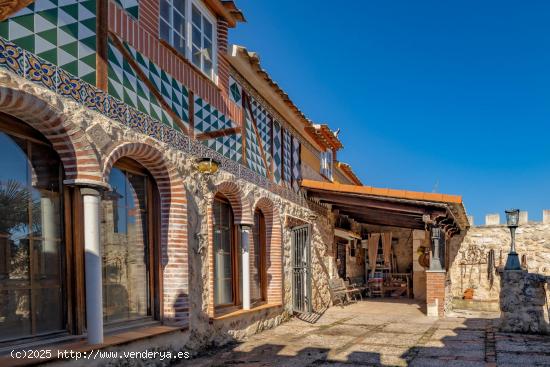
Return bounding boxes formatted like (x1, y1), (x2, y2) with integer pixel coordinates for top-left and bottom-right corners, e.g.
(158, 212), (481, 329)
(0, 70), (334, 354)
(448, 219), (550, 307)
(499, 271), (549, 334)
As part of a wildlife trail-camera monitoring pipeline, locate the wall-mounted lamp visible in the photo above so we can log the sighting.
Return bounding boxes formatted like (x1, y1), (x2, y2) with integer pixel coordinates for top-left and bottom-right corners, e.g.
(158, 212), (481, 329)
(196, 157), (220, 175)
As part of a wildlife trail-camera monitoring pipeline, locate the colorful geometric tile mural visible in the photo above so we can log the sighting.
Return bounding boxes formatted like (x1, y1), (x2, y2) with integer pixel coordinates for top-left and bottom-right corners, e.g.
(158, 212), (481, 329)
(245, 104), (267, 177)
(107, 39), (189, 130)
(272, 120), (282, 184)
(194, 96), (242, 162)
(113, 0), (139, 19)
(0, 0), (97, 85)
(229, 75), (242, 106)
(292, 135), (301, 192)
(250, 98), (271, 170)
(283, 129), (292, 187)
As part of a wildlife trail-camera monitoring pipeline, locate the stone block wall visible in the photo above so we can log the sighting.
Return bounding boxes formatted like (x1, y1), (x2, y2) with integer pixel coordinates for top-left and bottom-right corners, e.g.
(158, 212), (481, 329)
(448, 216), (550, 307)
(499, 271), (549, 334)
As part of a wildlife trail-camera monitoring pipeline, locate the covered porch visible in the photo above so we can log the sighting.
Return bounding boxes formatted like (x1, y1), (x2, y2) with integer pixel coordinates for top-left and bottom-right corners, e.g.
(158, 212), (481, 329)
(302, 180), (470, 317)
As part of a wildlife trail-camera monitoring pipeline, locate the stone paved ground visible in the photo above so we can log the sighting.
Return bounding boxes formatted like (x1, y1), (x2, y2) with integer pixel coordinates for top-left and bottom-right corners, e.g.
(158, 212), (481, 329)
(180, 300), (550, 366)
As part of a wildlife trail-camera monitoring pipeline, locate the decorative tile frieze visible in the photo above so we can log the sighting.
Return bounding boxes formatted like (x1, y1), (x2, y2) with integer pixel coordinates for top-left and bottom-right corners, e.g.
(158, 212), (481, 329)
(0, 37), (23, 76)
(24, 52), (57, 91)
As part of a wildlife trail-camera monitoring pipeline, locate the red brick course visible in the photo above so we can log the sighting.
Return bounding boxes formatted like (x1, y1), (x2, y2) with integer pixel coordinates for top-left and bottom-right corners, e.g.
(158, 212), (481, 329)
(426, 271), (446, 317)
(0, 85), (103, 185)
(254, 197), (283, 305)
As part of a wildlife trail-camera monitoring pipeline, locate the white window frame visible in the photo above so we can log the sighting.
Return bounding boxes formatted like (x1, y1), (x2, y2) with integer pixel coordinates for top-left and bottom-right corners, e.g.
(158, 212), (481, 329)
(159, 0), (218, 83)
(320, 149), (333, 181)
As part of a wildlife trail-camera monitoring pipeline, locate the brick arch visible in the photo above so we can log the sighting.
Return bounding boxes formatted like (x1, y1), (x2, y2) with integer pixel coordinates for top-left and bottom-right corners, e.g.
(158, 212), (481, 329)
(0, 85), (103, 186)
(254, 197), (283, 304)
(102, 142), (188, 325)
(214, 181), (253, 225)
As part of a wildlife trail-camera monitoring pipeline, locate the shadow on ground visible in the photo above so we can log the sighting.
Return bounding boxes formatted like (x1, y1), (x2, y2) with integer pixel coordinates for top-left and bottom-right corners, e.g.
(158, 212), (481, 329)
(178, 300), (550, 367)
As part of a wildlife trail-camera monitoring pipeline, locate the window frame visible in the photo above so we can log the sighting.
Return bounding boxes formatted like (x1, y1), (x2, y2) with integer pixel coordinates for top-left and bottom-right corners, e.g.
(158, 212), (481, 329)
(0, 115), (69, 346)
(212, 195), (241, 315)
(320, 149), (333, 181)
(101, 158), (161, 328)
(159, 0), (218, 82)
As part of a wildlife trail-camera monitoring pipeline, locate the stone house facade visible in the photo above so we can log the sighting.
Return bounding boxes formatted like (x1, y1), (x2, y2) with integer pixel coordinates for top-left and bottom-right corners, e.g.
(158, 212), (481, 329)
(0, 0), (474, 365)
(0, 0), (363, 363)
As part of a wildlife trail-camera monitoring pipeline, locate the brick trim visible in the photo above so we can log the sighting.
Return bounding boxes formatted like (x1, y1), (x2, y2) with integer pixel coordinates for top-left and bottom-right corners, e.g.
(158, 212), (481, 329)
(254, 197), (283, 304)
(0, 85), (103, 185)
(206, 180), (253, 316)
(213, 181), (253, 225)
(102, 141), (189, 325)
(426, 270), (446, 318)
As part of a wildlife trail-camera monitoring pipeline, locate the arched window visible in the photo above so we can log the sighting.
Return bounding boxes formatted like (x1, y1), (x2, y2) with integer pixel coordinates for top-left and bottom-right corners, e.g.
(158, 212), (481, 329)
(0, 122), (64, 341)
(213, 195), (240, 310)
(101, 158), (157, 324)
(252, 209), (266, 303)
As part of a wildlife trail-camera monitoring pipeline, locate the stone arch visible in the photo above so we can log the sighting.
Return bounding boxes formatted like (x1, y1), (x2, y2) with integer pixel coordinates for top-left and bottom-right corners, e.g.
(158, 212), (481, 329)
(214, 180), (253, 225)
(254, 197), (283, 304)
(102, 141), (188, 325)
(0, 84), (103, 186)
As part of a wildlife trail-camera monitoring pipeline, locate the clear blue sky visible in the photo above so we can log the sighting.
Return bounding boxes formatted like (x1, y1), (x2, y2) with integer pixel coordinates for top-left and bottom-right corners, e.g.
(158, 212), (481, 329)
(229, 1), (550, 224)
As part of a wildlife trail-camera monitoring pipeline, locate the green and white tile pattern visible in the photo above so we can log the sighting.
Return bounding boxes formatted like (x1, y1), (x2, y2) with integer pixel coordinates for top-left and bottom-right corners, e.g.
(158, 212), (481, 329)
(114, 0), (139, 19)
(283, 129), (292, 187)
(250, 98), (271, 170)
(194, 96), (242, 163)
(272, 120), (282, 184)
(0, 0), (97, 84)
(229, 76), (242, 106)
(107, 40), (190, 129)
(245, 105), (267, 177)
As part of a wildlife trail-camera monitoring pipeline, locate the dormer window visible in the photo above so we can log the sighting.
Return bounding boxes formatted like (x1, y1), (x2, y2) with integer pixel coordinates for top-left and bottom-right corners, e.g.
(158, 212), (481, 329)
(159, 0), (217, 81)
(320, 149), (333, 181)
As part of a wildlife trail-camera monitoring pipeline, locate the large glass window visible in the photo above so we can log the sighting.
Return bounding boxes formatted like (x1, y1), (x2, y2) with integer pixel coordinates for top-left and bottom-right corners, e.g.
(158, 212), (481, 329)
(160, 0), (187, 55)
(101, 163), (151, 324)
(213, 196), (236, 307)
(0, 130), (63, 342)
(251, 210), (266, 303)
(159, 0), (216, 80)
(191, 4), (214, 78)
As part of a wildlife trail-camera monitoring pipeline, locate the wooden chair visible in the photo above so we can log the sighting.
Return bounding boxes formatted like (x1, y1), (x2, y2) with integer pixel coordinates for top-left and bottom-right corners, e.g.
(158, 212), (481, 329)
(329, 278), (358, 305)
(344, 280), (363, 301)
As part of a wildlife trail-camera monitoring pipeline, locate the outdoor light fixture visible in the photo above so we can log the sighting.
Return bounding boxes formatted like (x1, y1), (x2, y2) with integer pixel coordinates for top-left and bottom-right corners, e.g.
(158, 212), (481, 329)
(196, 157), (220, 175)
(429, 226), (443, 271)
(504, 209), (521, 271)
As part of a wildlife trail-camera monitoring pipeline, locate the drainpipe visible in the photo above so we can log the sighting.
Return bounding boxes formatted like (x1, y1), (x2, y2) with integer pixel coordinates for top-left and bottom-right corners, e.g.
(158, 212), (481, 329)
(81, 187), (104, 344)
(241, 225), (251, 310)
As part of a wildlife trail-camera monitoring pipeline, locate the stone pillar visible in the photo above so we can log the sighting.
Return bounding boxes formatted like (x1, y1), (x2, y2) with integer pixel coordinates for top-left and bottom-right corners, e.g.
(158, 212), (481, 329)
(543, 210), (550, 224)
(82, 188), (104, 344)
(426, 270), (446, 317)
(500, 270), (549, 334)
(241, 225), (251, 310)
(412, 230), (427, 301)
